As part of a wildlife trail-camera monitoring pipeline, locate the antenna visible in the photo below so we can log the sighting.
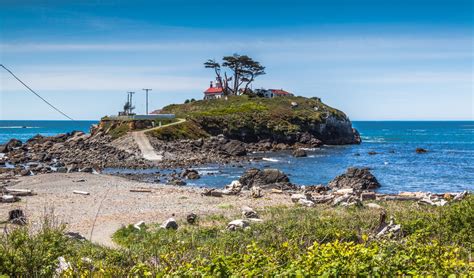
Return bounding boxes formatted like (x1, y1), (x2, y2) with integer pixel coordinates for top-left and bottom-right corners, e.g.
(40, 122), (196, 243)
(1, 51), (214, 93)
(142, 88), (152, 115)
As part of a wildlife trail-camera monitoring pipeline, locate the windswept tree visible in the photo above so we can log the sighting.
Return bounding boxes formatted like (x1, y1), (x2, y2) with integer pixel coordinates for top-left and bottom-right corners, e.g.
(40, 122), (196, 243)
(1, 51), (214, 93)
(204, 54), (265, 95)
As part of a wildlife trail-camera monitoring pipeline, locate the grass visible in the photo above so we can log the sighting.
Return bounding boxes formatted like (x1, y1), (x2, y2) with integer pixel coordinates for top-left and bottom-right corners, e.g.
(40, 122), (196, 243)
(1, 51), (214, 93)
(150, 95), (349, 142)
(1, 197), (472, 276)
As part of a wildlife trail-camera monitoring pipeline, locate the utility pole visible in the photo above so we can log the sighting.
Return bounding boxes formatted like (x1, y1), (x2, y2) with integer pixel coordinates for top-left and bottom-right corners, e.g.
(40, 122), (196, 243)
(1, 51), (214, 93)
(142, 88), (152, 115)
(128, 91), (135, 114)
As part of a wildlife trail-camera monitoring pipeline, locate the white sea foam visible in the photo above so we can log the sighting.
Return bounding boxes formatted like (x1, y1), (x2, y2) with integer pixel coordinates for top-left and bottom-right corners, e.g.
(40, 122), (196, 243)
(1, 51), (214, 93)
(262, 157), (279, 162)
(0, 126), (40, 129)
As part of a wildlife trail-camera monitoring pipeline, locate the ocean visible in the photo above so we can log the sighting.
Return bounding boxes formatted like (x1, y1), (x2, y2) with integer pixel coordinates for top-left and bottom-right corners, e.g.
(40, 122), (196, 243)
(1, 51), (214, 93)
(1, 120), (473, 193)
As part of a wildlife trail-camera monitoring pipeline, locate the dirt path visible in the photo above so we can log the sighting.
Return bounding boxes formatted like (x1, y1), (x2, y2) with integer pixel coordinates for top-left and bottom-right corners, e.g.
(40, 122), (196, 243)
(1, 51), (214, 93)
(132, 118), (186, 161)
(0, 173), (292, 247)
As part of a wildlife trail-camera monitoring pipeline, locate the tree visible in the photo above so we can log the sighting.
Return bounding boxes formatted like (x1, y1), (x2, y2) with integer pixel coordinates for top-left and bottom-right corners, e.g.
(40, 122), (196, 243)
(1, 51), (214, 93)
(204, 54), (265, 95)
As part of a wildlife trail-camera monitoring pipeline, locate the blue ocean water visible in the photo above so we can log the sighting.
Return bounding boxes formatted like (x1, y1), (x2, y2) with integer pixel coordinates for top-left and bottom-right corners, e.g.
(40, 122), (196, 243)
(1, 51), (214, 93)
(0, 121), (97, 144)
(1, 120), (473, 193)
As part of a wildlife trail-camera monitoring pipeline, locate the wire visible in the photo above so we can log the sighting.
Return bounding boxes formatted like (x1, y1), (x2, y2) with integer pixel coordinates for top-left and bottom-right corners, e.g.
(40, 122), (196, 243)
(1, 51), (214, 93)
(0, 64), (74, 120)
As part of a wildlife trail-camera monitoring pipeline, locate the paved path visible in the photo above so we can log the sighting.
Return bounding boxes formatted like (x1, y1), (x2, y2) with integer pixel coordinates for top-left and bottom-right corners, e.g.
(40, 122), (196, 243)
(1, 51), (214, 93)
(132, 118), (186, 161)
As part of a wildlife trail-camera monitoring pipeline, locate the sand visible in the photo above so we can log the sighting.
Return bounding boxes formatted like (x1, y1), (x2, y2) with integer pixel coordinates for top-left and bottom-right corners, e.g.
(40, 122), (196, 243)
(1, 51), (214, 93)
(0, 173), (292, 247)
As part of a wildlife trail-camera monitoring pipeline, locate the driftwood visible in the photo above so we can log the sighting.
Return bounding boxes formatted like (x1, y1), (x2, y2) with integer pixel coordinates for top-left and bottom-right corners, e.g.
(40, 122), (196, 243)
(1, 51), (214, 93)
(384, 196), (421, 201)
(1, 195), (20, 203)
(201, 188), (223, 197)
(130, 188), (153, 193)
(8, 209), (26, 225)
(5, 188), (35, 196)
(73, 190), (90, 195)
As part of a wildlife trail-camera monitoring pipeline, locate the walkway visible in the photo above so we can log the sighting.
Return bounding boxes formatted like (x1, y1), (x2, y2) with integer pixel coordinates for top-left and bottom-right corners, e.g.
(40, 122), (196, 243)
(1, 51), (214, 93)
(132, 118), (186, 161)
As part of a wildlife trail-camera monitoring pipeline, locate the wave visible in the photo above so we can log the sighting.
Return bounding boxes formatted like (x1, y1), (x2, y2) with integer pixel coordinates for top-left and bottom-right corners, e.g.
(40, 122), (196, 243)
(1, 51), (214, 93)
(262, 157), (279, 162)
(0, 126), (40, 129)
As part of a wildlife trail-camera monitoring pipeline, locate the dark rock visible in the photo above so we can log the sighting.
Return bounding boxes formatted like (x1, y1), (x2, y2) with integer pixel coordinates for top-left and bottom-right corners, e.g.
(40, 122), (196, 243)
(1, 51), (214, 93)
(65, 232), (87, 241)
(56, 167), (67, 173)
(3, 139), (22, 153)
(19, 169), (30, 176)
(181, 169), (200, 180)
(368, 151), (378, 155)
(8, 209), (26, 225)
(168, 178), (186, 186)
(160, 218), (178, 230)
(186, 213), (198, 224)
(292, 149), (307, 157)
(416, 148), (428, 154)
(239, 168), (296, 190)
(220, 140), (247, 156)
(79, 167), (94, 173)
(328, 167), (380, 190)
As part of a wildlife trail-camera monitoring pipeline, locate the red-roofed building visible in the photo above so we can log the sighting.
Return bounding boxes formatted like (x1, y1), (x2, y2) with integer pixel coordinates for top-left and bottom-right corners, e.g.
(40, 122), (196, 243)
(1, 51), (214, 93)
(261, 89), (294, 98)
(204, 81), (224, 100)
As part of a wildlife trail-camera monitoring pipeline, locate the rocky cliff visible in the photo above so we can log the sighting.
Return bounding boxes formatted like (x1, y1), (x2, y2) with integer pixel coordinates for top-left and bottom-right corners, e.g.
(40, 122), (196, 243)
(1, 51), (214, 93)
(158, 95), (360, 146)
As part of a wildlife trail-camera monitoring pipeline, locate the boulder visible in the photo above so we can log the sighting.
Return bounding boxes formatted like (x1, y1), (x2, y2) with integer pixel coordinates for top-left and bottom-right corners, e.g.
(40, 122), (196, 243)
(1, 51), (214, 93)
(186, 213), (198, 224)
(3, 139), (22, 153)
(160, 218), (178, 230)
(292, 149), (307, 157)
(220, 140), (247, 156)
(416, 148), (428, 154)
(298, 198), (315, 207)
(227, 219), (249, 231)
(222, 180), (243, 195)
(8, 209), (26, 225)
(181, 169), (200, 180)
(328, 167), (380, 190)
(242, 206), (259, 219)
(239, 168), (295, 190)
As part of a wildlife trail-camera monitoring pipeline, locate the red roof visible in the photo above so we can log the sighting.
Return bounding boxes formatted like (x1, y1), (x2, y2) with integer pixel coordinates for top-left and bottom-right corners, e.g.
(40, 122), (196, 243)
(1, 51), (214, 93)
(204, 87), (224, 94)
(270, 89), (292, 95)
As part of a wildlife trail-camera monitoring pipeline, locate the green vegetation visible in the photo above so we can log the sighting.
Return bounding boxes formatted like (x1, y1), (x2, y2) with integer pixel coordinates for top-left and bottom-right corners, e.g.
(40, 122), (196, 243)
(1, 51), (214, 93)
(99, 118), (179, 139)
(1, 197), (472, 276)
(156, 95), (347, 142)
(145, 120), (209, 141)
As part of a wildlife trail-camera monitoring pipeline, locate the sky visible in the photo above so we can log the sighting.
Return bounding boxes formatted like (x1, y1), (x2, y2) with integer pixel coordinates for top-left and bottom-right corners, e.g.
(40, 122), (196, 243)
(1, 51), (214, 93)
(0, 0), (473, 120)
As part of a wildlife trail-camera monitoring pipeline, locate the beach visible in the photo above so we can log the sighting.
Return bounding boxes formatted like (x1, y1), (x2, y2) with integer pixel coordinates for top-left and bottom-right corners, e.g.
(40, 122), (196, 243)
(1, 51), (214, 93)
(1, 172), (292, 246)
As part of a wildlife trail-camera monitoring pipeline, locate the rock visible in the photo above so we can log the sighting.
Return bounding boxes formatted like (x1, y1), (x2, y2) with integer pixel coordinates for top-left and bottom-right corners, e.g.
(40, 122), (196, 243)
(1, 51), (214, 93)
(160, 218), (178, 230)
(239, 168), (295, 190)
(201, 188), (223, 197)
(79, 167), (94, 173)
(181, 169), (200, 180)
(223, 180), (242, 195)
(416, 148), (428, 154)
(332, 194), (351, 206)
(220, 140), (247, 156)
(186, 213), (197, 224)
(250, 186), (263, 198)
(298, 198), (315, 207)
(453, 191), (468, 202)
(368, 151), (378, 155)
(291, 193), (307, 203)
(3, 139), (22, 153)
(227, 219), (249, 231)
(292, 149), (307, 157)
(65, 232), (87, 241)
(242, 206), (259, 219)
(56, 167), (67, 173)
(328, 167), (380, 190)
(19, 169), (31, 176)
(56, 256), (71, 275)
(8, 209), (26, 225)
(360, 191), (376, 201)
(168, 178), (186, 186)
(311, 195), (335, 204)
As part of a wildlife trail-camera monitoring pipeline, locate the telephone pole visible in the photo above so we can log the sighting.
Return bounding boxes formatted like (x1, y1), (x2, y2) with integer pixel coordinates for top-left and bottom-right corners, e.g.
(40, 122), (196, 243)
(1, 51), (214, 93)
(143, 88), (152, 115)
(128, 91), (135, 114)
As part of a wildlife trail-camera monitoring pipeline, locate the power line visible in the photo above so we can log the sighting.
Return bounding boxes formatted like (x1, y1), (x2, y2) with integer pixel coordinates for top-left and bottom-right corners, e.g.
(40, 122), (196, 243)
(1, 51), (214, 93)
(0, 64), (74, 121)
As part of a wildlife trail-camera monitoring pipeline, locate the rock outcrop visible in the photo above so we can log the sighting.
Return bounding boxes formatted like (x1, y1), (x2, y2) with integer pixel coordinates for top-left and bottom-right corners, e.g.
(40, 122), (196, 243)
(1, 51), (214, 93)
(239, 168), (297, 190)
(328, 168), (380, 190)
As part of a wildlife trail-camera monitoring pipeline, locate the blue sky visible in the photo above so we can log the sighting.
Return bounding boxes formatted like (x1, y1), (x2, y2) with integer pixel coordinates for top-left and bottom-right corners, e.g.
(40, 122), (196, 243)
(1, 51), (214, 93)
(1, 0), (472, 120)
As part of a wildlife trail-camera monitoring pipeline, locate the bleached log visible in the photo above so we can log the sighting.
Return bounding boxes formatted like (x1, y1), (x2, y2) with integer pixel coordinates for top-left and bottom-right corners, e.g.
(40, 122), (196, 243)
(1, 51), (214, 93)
(73, 190), (90, 195)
